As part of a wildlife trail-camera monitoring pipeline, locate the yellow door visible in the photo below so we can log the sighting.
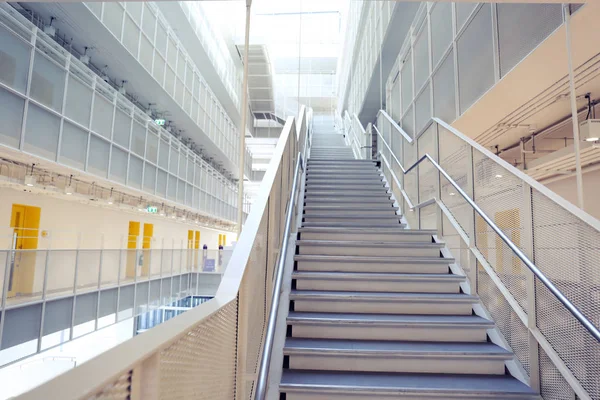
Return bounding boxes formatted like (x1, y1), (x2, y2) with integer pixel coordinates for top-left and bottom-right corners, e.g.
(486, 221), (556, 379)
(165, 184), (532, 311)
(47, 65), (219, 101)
(142, 223), (153, 276)
(9, 204), (40, 297)
(126, 221), (140, 279)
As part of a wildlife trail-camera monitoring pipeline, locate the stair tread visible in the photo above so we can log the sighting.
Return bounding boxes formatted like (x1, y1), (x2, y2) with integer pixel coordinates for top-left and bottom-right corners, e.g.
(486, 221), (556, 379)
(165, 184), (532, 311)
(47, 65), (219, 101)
(287, 311), (494, 326)
(303, 214), (400, 219)
(283, 338), (511, 357)
(292, 271), (465, 281)
(280, 370), (537, 395)
(294, 254), (453, 263)
(290, 290), (478, 302)
(297, 240), (442, 248)
(298, 227), (431, 234)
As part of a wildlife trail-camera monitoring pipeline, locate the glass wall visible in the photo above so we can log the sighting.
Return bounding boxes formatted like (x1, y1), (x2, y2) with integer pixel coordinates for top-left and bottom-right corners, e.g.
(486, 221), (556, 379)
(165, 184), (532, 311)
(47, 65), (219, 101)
(0, 5), (237, 222)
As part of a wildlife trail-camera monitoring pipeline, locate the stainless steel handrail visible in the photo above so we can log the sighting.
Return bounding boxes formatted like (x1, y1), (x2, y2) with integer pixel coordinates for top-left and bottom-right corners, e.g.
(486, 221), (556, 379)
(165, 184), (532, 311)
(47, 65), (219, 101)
(373, 124), (600, 343)
(254, 152), (305, 399)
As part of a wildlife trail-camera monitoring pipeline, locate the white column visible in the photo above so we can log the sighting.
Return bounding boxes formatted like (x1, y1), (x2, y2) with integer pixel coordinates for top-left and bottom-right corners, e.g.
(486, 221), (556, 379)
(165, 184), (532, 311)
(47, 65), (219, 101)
(237, 0), (252, 234)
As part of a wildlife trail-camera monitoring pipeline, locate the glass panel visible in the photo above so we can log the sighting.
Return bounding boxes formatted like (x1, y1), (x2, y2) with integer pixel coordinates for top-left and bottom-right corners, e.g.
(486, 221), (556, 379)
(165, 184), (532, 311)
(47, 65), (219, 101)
(157, 169), (167, 197)
(0, 86), (24, 148)
(0, 24), (31, 93)
(88, 135), (110, 177)
(110, 145), (128, 184)
(413, 28), (429, 93)
(415, 84), (431, 135)
(129, 155), (143, 189)
(158, 138), (169, 169)
(155, 23), (167, 55)
(113, 109), (131, 148)
(65, 75), (92, 127)
(103, 2), (124, 38)
(24, 104), (60, 160)
(139, 35), (153, 72)
(146, 132), (158, 164)
(30, 52), (65, 112)
(433, 50), (457, 123)
(131, 122), (146, 156)
(179, 154), (186, 179)
(92, 93), (114, 139)
(165, 67), (175, 96)
(123, 16), (139, 56)
(401, 52), (413, 114)
(144, 163), (156, 193)
(169, 146), (178, 174)
(142, 5), (156, 39)
(60, 121), (88, 170)
(125, 2), (142, 24)
(177, 179), (185, 202)
(167, 174), (177, 200)
(153, 54), (165, 84)
(431, 2), (453, 69)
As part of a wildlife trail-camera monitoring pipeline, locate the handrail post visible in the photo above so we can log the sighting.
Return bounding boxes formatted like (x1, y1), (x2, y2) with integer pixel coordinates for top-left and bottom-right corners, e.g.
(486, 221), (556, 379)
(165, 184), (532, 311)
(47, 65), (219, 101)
(465, 146), (478, 295)
(523, 183), (540, 391)
(434, 123), (443, 239)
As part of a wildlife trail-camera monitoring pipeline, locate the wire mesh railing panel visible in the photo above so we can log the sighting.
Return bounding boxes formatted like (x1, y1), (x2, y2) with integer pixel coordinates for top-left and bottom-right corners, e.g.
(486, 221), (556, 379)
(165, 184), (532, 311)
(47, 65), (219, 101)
(442, 214), (470, 276)
(158, 299), (238, 400)
(87, 370), (132, 400)
(477, 262), (531, 376)
(539, 346), (577, 400)
(472, 149), (529, 313)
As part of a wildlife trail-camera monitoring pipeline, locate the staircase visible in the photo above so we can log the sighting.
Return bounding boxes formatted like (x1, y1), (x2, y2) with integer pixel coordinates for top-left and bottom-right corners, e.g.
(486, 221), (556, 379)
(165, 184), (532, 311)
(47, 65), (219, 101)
(278, 128), (539, 399)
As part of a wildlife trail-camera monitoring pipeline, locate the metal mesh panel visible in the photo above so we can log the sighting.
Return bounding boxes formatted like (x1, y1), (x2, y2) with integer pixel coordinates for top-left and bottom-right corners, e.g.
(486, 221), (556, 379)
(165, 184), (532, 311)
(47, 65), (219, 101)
(432, 50), (456, 124)
(439, 126), (471, 237)
(457, 4), (494, 114)
(497, 4), (562, 78)
(442, 214), (470, 275)
(430, 2), (452, 69)
(413, 27), (429, 94)
(87, 370), (132, 400)
(401, 52), (413, 114)
(539, 346), (577, 400)
(415, 84), (431, 135)
(158, 299), (238, 400)
(473, 149), (528, 312)
(532, 190), (600, 399)
(477, 263), (531, 376)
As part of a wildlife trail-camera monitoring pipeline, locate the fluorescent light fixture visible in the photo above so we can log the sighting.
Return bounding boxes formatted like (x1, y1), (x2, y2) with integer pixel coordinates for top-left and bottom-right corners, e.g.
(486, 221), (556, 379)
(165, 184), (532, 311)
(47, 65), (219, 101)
(24, 175), (36, 187)
(495, 174), (503, 178)
(585, 137), (599, 142)
(449, 192), (456, 196)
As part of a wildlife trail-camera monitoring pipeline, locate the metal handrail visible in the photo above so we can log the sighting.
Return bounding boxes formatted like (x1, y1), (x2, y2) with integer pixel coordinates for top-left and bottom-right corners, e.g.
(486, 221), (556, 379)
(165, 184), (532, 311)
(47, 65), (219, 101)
(377, 109), (413, 143)
(373, 124), (600, 343)
(254, 152), (304, 400)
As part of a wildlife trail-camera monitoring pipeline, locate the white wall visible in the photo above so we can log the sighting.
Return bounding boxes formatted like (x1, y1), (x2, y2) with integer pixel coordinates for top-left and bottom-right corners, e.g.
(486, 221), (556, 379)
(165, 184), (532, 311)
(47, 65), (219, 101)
(0, 187), (236, 250)
(545, 169), (600, 221)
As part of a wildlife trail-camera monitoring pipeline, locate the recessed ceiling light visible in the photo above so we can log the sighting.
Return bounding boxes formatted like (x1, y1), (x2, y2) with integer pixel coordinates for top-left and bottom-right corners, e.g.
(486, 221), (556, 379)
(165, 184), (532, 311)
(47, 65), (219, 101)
(495, 174), (503, 178)
(449, 192), (456, 196)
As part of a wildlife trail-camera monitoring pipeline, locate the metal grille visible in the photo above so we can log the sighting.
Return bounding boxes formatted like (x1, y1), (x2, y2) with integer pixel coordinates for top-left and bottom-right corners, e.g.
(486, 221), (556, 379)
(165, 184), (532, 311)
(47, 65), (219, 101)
(413, 27), (429, 94)
(432, 50), (456, 124)
(539, 346), (577, 400)
(442, 214), (470, 275)
(477, 263), (531, 376)
(497, 4), (562, 78)
(439, 126), (471, 237)
(430, 2), (452, 69)
(87, 371), (132, 400)
(532, 190), (600, 399)
(401, 52), (413, 114)
(158, 299), (238, 400)
(457, 4), (495, 114)
(415, 84), (431, 135)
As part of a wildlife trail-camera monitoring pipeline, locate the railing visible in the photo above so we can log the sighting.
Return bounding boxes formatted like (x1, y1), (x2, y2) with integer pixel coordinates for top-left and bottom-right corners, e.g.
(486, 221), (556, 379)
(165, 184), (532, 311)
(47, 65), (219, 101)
(371, 109), (600, 400)
(341, 111), (373, 160)
(14, 106), (311, 400)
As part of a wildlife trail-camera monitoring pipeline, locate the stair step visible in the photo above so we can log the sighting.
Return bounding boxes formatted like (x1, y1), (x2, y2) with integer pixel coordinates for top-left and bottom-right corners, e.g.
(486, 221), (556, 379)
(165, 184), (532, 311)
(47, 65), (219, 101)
(304, 197), (395, 205)
(305, 184), (387, 190)
(280, 370), (539, 399)
(303, 214), (401, 224)
(287, 312), (494, 342)
(284, 338), (511, 375)
(297, 240), (443, 257)
(305, 190), (391, 197)
(290, 290), (478, 315)
(295, 255), (452, 274)
(292, 271), (464, 293)
(298, 227), (433, 242)
(302, 221), (407, 228)
(308, 159), (376, 164)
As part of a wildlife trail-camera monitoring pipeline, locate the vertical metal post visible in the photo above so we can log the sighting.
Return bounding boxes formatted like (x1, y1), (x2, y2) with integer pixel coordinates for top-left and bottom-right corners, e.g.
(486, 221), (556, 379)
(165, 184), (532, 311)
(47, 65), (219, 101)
(237, 0), (253, 234)
(37, 244), (51, 352)
(522, 184), (540, 392)
(0, 251), (12, 349)
(70, 233), (82, 340)
(116, 235), (123, 321)
(95, 235), (104, 331)
(564, 4), (584, 210)
(434, 124), (443, 239)
(159, 238), (164, 305)
(466, 147), (478, 294)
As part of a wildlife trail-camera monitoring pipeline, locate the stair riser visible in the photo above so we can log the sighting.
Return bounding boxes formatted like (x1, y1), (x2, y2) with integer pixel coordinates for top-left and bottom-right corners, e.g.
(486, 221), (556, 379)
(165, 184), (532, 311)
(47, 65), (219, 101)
(304, 199), (394, 205)
(305, 192), (391, 198)
(306, 183), (386, 189)
(292, 300), (473, 315)
(304, 211), (399, 217)
(282, 391), (531, 400)
(290, 324), (489, 342)
(306, 180), (384, 186)
(296, 261), (449, 274)
(307, 171), (381, 176)
(302, 222), (406, 228)
(294, 279), (460, 293)
(299, 232), (429, 242)
(298, 246), (440, 257)
(303, 214), (400, 222)
(287, 355), (506, 375)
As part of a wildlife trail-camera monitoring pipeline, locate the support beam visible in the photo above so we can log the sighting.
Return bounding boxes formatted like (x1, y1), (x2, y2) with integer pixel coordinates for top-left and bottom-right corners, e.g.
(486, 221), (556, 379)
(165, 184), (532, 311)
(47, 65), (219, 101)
(237, 0), (252, 234)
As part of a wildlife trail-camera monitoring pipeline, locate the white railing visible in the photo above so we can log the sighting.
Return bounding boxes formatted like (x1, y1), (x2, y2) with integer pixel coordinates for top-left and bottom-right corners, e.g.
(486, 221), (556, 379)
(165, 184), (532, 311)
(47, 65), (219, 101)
(14, 107), (311, 400)
(371, 109), (600, 400)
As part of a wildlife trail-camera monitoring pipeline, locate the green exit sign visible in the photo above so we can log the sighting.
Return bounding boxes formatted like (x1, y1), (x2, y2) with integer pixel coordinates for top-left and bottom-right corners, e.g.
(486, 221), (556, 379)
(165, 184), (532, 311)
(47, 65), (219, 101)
(154, 119), (166, 126)
(146, 206), (158, 214)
